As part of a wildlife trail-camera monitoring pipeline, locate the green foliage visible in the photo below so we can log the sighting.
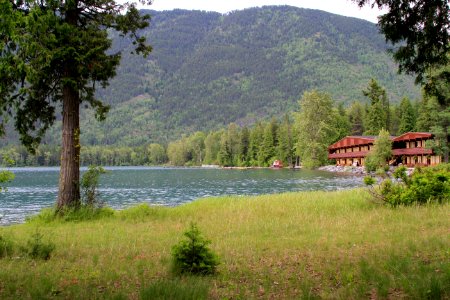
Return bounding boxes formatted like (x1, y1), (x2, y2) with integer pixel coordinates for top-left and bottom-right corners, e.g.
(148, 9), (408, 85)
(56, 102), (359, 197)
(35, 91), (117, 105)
(203, 131), (222, 165)
(59, 206), (115, 223)
(0, 154), (15, 192)
(354, 0), (450, 83)
(366, 164), (450, 207)
(423, 61), (450, 107)
(364, 129), (392, 173)
(117, 203), (167, 221)
(0, 0), (152, 208)
(363, 176), (376, 186)
(140, 278), (209, 300)
(81, 166), (107, 207)
(147, 143), (168, 165)
(1, 7), (420, 148)
(332, 104), (351, 142)
(392, 166), (409, 184)
(348, 101), (365, 135)
(0, 0), (151, 151)
(416, 96), (441, 132)
(397, 97), (416, 134)
(0, 170), (14, 192)
(0, 234), (14, 258)
(364, 155), (378, 173)
(172, 223), (220, 275)
(275, 115), (295, 167)
(26, 206), (115, 224)
(21, 231), (55, 260)
(416, 93), (449, 162)
(295, 90), (337, 169)
(363, 79), (390, 135)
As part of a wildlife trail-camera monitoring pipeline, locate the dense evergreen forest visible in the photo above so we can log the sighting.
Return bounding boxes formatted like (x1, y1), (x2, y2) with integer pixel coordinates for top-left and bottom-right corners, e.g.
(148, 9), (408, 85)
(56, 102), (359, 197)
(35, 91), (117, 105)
(0, 6), (421, 149)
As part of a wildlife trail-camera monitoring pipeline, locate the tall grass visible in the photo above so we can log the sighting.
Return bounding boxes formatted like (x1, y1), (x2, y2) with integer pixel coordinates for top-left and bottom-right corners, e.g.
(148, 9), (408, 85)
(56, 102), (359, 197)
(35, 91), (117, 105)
(0, 189), (448, 299)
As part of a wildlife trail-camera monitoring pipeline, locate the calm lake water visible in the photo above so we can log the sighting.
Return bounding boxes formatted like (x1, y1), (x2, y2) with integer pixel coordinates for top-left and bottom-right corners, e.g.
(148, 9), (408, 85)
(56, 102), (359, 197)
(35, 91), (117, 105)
(0, 167), (364, 225)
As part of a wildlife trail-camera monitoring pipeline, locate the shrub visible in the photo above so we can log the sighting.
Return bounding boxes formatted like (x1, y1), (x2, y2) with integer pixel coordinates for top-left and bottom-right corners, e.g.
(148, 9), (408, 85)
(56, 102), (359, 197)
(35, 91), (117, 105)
(364, 155), (378, 173)
(172, 223), (220, 275)
(22, 231), (55, 260)
(363, 176), (376, 186)
(365, 164), (450, 207)
(81, 165), (107, 207)
(0, 154), (15, 192)
(0, 235), (14, 258)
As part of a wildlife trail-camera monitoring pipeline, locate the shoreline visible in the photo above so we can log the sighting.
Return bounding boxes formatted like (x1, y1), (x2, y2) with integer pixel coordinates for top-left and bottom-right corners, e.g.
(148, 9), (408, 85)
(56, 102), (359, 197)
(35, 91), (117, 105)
(318, 165), (367, 175)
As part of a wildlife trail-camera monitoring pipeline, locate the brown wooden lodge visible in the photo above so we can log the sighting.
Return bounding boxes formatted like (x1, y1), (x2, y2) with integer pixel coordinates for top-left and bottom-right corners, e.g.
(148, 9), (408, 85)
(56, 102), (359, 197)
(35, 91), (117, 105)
(328, 132), (442, 167)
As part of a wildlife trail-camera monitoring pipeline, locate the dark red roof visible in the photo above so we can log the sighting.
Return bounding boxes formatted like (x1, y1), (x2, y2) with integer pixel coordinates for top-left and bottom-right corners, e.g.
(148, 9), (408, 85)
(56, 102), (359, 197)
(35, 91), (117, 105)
(393, 132), (433, 142)
(329, 132), (434, 151)
(328, 136), (375, 150)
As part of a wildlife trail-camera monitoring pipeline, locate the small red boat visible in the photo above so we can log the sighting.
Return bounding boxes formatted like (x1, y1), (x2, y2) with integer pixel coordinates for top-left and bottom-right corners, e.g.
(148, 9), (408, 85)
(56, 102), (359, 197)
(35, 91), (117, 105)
(272, 160), (283, 168)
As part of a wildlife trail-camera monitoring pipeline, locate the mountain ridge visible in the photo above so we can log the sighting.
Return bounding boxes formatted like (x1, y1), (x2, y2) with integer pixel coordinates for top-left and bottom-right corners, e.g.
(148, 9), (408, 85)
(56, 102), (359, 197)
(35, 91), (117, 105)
(2, 6), (421, 147)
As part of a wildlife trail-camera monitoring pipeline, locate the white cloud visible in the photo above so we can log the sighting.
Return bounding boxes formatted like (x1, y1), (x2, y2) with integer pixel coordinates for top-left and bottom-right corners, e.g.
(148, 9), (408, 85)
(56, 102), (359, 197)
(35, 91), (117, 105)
(145, 0), (386, 23)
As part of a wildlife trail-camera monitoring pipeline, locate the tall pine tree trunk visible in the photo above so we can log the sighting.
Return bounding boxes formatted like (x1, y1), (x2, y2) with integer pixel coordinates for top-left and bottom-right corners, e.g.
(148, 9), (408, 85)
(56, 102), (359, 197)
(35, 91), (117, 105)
(57, 84), (80, 210)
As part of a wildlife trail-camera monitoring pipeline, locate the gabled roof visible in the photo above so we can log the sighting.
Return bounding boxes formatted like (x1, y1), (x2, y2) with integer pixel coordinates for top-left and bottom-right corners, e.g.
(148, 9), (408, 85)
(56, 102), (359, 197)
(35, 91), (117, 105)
(393, 132), (433, 142)
(328, 136), (375, 150)
(329, 132), (434, 150)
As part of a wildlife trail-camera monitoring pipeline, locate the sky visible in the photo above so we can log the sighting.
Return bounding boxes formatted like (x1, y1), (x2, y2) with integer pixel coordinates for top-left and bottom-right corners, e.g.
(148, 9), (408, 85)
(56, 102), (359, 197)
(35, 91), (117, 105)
(145, 0), (385, 23)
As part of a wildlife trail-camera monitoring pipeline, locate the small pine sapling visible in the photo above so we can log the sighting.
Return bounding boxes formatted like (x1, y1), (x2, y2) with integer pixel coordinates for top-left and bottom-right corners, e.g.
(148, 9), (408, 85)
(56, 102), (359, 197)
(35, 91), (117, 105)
(171, 222), (220, 275)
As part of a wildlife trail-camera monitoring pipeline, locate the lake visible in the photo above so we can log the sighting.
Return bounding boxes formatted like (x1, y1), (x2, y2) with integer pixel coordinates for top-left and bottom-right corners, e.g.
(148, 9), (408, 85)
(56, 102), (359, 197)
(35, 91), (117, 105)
(0, 167), (364, 225)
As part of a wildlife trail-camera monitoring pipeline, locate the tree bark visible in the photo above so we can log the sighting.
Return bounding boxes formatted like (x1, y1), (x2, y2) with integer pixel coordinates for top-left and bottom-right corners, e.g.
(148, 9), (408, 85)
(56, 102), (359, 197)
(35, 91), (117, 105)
(57, 84), (80, 210)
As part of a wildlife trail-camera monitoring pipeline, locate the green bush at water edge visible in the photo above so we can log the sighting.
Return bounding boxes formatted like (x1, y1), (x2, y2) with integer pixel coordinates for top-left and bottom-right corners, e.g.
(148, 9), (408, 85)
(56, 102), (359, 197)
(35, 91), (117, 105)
(364, 164), (450, 206)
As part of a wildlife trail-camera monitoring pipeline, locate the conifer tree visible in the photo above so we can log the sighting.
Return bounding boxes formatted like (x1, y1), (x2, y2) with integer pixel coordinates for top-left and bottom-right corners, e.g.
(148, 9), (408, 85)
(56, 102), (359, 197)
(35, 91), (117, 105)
(365, 101), (387, 136)
(333, 103), (351, 142)
(0, 0), (152, 210)
(348, 102), (365, 135)
(397, 97), (416, 134)
(353, 1), (449, 83)
(259, 122), (276, 166)
(239, 127), (250, 166)
(218, 134), (232, 167)
(248, 123), (264, 166)
(276, 115), (294, 167)
(363, 79), (390, 135)
(416, 97), (441, 132)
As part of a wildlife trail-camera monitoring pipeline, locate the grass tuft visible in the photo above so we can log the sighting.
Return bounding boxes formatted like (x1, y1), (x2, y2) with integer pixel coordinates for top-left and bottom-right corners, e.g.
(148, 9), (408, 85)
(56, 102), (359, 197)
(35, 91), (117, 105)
(140, 277), (209, 300)
(117, 203), (168, 221)
(26, 206), (115, 224)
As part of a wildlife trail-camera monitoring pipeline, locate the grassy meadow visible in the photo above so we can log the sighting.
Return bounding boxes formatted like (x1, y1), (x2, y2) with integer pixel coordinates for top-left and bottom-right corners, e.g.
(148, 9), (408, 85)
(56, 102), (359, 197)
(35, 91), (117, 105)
(0, 189), (448, 299)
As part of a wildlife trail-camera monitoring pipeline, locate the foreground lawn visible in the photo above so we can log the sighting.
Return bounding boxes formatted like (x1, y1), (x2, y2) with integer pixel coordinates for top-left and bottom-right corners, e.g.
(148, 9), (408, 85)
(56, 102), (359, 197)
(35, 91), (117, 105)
(0, 189), (449, 299)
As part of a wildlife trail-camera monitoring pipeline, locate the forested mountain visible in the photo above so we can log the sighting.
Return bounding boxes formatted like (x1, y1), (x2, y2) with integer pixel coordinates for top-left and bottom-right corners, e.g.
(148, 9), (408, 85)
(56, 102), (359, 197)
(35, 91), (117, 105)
(3, 6), (421, 147)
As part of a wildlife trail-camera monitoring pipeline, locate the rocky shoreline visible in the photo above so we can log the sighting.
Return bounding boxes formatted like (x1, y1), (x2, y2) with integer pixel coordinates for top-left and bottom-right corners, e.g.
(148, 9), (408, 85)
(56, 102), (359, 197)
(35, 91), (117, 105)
(318, 165), (416, 176)
(318, 165), (367, 175)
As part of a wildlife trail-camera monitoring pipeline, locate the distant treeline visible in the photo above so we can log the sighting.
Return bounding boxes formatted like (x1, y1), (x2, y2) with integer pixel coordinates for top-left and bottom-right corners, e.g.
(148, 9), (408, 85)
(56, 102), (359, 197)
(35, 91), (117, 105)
(0, 81), (446, 168)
